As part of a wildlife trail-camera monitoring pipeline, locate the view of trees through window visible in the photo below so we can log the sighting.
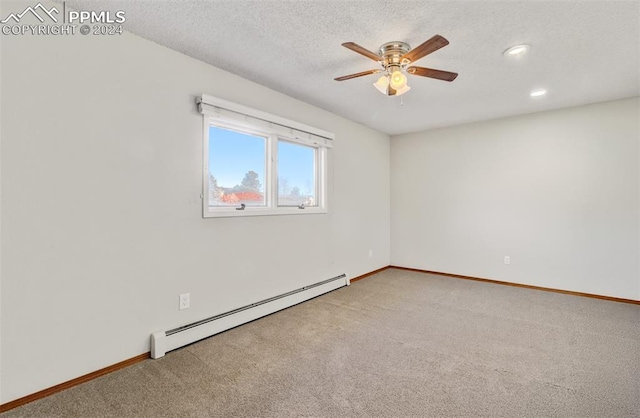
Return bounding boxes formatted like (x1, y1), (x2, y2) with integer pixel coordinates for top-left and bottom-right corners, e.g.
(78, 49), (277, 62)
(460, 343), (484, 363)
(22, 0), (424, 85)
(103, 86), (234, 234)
(208, 126), (266, 207)
(208, 125), (317, 209)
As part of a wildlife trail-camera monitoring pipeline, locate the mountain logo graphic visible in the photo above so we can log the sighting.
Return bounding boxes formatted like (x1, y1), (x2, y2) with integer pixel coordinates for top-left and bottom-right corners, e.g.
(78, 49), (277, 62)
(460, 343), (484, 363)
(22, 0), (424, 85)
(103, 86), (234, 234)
(1, 2), (59, 24)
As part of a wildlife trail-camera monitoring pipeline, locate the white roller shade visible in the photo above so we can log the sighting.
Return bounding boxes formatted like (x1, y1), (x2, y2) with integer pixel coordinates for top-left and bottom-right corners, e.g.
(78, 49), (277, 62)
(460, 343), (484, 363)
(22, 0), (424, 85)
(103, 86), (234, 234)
(197, 94), (334, 148)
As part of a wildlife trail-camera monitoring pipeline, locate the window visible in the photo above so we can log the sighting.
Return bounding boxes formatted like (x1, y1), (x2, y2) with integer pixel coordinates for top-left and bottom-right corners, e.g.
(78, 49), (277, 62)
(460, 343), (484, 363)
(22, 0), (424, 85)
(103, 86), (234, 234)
(277, 140), (317, 208)
(208, 126), (267, 208)
(199, 95), (333, 217)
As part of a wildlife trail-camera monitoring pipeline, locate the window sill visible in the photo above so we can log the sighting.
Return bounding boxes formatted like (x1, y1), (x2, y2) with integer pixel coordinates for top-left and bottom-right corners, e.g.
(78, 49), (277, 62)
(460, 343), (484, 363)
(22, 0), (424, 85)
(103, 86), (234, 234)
(203, 207), (327, 218)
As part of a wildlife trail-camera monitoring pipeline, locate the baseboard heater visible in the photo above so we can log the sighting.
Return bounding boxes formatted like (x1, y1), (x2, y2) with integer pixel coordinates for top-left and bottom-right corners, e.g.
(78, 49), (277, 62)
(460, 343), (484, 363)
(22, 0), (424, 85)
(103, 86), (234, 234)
(150, 274), (348, 359)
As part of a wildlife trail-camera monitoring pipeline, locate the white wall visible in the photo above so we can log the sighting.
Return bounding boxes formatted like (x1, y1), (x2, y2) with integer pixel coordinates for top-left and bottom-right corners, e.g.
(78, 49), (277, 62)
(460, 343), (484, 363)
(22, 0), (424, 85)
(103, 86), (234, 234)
(0, 1), (390, 403)
(391, 98), (639, 301)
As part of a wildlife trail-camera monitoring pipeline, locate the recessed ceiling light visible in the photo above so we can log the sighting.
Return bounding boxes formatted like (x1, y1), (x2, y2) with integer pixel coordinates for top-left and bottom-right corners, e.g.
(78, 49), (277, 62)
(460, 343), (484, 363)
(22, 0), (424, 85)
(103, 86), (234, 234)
(530, 89), (547, 97)
(503, 44), (530, 57)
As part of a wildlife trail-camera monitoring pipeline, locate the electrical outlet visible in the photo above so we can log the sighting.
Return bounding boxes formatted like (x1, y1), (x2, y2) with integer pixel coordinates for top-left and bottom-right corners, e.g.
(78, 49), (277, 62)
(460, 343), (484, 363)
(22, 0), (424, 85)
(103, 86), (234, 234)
(179, 293), (190, 310)
(369, 249), (373, 258)
(504, 256), (510, 265)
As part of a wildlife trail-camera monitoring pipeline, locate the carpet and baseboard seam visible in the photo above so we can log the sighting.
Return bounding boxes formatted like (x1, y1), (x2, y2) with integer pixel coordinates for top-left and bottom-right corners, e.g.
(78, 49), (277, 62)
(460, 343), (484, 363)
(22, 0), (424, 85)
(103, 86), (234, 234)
(350, 266), (390, 283)
(0, 353), (151, 413)
(388, 265), (640, 305)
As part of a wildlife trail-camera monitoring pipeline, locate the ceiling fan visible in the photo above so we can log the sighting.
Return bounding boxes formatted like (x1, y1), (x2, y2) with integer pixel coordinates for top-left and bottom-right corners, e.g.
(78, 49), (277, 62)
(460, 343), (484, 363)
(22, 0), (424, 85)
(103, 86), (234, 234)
(334, 34), (458, 96)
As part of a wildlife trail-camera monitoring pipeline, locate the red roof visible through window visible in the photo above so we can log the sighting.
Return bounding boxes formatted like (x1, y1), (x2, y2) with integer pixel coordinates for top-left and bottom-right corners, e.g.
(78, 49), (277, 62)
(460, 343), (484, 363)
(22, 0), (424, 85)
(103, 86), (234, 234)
(221, 192), (263, 203)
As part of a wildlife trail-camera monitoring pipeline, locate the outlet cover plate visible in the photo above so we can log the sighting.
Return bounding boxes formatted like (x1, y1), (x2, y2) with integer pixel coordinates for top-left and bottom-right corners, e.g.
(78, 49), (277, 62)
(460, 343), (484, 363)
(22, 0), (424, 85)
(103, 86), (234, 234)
(179, 293), (190, 310)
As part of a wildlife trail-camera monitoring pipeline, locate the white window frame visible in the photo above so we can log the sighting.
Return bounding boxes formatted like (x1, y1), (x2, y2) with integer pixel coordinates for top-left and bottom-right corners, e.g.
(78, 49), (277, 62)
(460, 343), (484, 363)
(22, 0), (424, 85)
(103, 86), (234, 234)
(199, 95), (332, 218)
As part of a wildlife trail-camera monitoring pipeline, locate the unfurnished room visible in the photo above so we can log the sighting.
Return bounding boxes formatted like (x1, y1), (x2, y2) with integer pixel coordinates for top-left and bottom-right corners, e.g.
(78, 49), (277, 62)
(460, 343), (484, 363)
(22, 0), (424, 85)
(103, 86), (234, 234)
(0, 0), (639, 417)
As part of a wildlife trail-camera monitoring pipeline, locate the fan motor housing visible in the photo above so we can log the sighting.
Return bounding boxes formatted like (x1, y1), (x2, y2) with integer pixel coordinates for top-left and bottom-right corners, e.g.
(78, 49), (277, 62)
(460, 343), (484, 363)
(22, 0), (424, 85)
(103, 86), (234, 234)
(379, 41), (411, 65)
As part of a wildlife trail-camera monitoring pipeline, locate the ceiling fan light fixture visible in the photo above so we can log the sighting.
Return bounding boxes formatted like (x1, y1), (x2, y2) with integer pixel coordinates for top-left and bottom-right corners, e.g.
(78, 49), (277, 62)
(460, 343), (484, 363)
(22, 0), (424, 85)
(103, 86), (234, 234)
(394, 84), (411, 96)
(336, 35), (457, 98)
(373, 75), (389, 94)
(389, 70), (408, 90)
(503, 44), (530, 57)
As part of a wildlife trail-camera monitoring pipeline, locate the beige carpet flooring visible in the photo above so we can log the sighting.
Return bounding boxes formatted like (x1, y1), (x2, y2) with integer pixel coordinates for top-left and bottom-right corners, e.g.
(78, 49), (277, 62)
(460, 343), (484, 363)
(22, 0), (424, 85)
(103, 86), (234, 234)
(3, 268), (640, 417)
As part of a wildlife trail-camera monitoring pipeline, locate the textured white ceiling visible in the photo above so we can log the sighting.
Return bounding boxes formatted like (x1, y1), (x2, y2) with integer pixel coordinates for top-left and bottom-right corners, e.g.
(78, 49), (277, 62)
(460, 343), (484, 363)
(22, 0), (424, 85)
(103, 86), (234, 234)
(67, 1), (639, 135)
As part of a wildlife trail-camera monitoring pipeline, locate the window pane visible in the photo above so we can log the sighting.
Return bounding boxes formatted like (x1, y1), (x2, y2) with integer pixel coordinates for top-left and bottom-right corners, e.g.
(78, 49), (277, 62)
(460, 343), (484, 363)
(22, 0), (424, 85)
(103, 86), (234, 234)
(278, 140), (316, 207)
(209, 126), (266, 207)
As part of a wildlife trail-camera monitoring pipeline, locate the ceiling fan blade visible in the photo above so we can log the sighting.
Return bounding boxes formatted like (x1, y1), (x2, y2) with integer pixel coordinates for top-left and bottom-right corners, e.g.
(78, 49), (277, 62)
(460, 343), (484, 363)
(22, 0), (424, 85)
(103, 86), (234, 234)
(334, 69), (381, 81)
(407, 66), (458, 82)
(342, 42), (382, 62)
(402, 35), (449, 63)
